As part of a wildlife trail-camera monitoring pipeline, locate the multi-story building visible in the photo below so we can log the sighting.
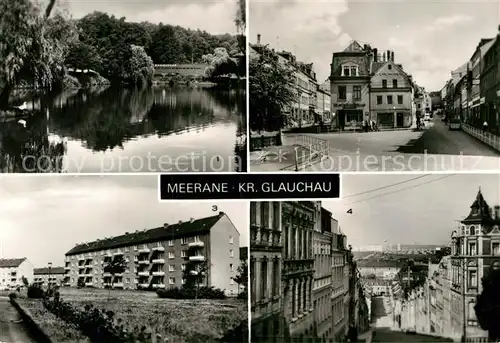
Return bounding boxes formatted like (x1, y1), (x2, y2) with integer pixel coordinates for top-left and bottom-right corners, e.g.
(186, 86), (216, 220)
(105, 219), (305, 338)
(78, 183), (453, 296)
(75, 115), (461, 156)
(0, 258), (34, 289)
(468, 37), (496, 127)
(281, 201), (317, 341)
(453, 74), (468, 121)
(33, 267), (65, 287)
(331, 223), (349, 342)
(250, 201), (284, 342)
(450, 188), (500, 341)
(369, 51), (416, 129)
(313, 207), (335, 341)
(357, 260), (401, 279)
(481, 28), (500, 134)
(316, 88), (332, 123)
(64, 212), (240, 295)
(330, 41), (372, 131)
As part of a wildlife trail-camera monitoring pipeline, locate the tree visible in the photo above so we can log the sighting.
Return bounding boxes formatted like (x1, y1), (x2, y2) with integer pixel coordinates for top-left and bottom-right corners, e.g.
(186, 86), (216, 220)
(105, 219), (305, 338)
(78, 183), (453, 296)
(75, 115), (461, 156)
(125, 45), (154, 86)
(475, 265), (500, 341)
(232, 260), (248, 295)
(183, 260), (208, 299)
(103, 255), (126, 301)
(0, 0), (76, 108)
(22, 276), (29, 287)
(203, 47), (239, 79)
(249, 52), (296, 132)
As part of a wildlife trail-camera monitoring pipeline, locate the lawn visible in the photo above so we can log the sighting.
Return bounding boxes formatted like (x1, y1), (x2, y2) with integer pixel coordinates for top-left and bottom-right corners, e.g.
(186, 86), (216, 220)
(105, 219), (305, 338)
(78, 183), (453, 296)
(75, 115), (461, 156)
(57, 287), (247, 343)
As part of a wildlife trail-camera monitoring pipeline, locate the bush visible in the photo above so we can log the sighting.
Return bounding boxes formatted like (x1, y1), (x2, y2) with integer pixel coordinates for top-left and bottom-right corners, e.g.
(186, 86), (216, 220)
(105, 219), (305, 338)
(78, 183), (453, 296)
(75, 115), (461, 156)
(9, 292), (17, 300)
(237, 290), (247, 300)
(157, 286), (226, 300)
(27, 284), (45, 299)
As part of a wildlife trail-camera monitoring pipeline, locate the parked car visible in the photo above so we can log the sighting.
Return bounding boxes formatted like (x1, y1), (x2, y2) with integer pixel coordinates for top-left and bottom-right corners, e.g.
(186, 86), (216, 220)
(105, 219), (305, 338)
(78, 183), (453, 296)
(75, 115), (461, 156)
(449, 118), (461, 130)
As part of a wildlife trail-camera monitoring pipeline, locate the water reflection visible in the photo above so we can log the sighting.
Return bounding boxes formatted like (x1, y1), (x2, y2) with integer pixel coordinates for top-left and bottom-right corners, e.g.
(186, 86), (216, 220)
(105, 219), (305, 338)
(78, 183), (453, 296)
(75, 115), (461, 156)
(0, 86), (246, 172)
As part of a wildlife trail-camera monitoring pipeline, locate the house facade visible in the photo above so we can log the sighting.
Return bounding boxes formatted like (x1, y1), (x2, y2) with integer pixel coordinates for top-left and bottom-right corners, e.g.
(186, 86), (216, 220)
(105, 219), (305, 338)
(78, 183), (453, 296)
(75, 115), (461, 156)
(481, 31), (500, 134)
(330, 41), (372, 131)
(370, 58), (416, 129)
(34, 267), (65, 287)
(64, 212), (240, 295)
(0, 258), (34, 289)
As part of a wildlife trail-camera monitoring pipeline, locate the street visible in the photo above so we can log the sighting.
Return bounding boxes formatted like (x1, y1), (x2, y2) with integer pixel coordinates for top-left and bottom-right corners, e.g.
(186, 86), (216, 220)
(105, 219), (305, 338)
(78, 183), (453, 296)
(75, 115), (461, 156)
(0, 297), (37, 343)
(371, 296), (452, 342)
(290, 117), (500, 171)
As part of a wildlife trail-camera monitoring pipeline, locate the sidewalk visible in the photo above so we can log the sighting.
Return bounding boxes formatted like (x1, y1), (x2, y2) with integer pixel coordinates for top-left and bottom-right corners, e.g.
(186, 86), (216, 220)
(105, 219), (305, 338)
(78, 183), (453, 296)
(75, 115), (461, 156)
(462, 123), (500, 152)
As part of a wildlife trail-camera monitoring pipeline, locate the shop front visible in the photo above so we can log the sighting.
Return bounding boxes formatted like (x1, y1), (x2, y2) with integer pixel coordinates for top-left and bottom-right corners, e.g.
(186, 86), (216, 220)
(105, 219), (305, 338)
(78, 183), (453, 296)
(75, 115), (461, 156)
(334, 103), (366, 131)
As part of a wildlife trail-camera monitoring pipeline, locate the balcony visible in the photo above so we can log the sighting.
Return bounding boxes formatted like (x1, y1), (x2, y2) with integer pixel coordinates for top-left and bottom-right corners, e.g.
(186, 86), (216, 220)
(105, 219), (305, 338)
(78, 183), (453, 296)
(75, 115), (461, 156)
(103, 272), (112, 277)
(114, 273), (123, 277)
(113, 251), (124, 256)
(189, 255), (205, 262)
(152, 271), (165, 276)
(139, 283), (150, 288)
(152, 283), (166, 289)
(138, 247), (150, 253)
(188, 241), (204, 248)
(78, 256), (85, 261)
(85, 282), (93, 287)
(138, 260), (150, 265)
(113, 283), (124, 288)
(152, 259), (165, 264)
(152, 246), (165, 252)
(64, 266), (70, 270)
(138, 271), (150, 276)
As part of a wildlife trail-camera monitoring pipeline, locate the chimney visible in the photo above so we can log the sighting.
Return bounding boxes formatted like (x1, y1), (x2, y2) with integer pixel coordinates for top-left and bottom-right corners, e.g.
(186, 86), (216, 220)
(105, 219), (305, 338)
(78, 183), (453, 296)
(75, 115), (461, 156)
(382, 52), (386, 62)
(391, 51), (395, 62)
(219, 211), (224, 216)
(190, 217), (194, 223)
(387, 50), (391, 61)
(163, 223), (169, 228)
(373, 48), (378, 62)
(495, 206), (500, 219)
(257, 34), (261, 45)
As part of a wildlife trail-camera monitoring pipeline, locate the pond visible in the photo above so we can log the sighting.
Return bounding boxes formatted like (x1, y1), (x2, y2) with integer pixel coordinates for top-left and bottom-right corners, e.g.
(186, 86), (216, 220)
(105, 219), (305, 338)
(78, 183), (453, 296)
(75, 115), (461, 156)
(0, 86), (246, 173)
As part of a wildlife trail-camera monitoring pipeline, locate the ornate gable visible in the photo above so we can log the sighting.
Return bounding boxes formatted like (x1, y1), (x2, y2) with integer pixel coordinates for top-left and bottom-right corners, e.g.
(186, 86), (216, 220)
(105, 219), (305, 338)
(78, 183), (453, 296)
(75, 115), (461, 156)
(343, 40), (364, 53)
(462, 188), (492, 224)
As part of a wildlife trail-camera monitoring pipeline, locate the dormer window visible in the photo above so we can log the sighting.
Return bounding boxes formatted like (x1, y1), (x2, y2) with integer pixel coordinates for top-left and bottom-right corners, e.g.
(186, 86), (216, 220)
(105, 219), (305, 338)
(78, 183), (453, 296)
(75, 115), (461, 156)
(341, 64), (359, 77)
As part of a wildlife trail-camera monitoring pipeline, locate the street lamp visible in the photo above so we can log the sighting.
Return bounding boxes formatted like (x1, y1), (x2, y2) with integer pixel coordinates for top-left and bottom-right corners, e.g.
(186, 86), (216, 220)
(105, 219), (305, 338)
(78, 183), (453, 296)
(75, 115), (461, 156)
(48, 262), (52, 290)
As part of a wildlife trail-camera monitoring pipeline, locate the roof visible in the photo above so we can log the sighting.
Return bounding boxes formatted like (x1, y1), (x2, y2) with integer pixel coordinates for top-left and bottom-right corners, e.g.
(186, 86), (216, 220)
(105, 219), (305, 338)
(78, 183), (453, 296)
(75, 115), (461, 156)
(371, 61), (386, 74)
(66, 213), (225, 256)
(343, 40), (364, 53)
(34, 267), (65, 275)
(0, 258), (27, 268)
(463, 188), (492, 223)
(357, 260), (401, 268)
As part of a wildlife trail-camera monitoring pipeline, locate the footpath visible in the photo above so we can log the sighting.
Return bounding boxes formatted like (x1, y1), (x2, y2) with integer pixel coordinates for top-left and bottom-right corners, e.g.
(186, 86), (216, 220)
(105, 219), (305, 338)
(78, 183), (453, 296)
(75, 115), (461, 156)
(462, 123), (500, 152)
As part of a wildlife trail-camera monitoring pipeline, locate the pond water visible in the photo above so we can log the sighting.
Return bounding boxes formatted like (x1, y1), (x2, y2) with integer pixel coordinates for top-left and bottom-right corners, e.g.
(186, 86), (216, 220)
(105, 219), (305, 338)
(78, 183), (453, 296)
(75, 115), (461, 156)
(0, 86), (246, 173)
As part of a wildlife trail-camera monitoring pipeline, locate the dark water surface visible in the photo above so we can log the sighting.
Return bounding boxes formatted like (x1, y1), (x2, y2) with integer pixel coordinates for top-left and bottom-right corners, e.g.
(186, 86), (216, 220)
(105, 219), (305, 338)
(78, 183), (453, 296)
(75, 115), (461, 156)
(0, 86), (246, 173)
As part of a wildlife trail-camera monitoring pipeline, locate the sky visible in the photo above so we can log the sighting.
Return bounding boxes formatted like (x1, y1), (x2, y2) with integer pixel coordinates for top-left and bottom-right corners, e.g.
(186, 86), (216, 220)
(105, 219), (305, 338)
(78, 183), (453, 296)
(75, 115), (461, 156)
(47, 0), (238, 34)
(323, 173), (500, 248)
(0, 175), (248, 268)
(250, 0), (500, 91)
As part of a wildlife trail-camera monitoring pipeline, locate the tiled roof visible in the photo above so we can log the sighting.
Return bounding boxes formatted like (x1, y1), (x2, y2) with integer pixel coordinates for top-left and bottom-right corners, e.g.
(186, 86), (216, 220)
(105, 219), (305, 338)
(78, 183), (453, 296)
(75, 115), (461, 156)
(0, 258), (26, 268)
(66, 213), (224, 256)
(34, 267), (65, 275)
(371, 62), (386, 74)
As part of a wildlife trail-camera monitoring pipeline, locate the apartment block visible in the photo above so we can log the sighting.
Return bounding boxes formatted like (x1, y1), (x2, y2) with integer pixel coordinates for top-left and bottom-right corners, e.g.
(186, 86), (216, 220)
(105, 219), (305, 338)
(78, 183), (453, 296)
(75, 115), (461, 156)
(34, 267), (65, 287)
(64, 212), (240, 295)
(0, 258), (34, 289)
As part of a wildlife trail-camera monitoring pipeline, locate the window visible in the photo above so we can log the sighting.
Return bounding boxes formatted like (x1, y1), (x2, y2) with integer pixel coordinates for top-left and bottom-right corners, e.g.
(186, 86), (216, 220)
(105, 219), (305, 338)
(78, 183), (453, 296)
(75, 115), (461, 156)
(418, 104), (421, 109)
(468, 302), (477, 320)
(260, 202), (269, 228)
(393, 79), (398, 88)
(350, 66), (357, 76)
(229, 236), (234, 244)
(230, 249), (234, 258)
(169, 265), (175, 272)
(377, 96), (383, 105)
(261, 260), (268, 299)
(181, 250), (187, 258)
(273, 202), (280, 229)
(133, 245), (138, 251)
(388, 65), (392, 70)
(470, 226), (476, 235)
(342, 66), (350, 76)
(338, 86), (347, 100)
(468, 270), (477, 288)
(492, 242), (500, 255)
(353, 86), (361, 100)
(182, 278), (185, 284)
(469, 242), (477, 256)
(387, 95), (393, 104)
(181, 237), (188, 245)
(181, 264), (186, 271)
(126, 278), (130, 283)
(169, 277), (175, 285)
(382, 80), (387, 88)
(168, 252), (175, 259)
(397, 95), (403, 104)
(168, 240), (174, 246)
(230, 278), (234, 285)
(230, 264), (234, 272)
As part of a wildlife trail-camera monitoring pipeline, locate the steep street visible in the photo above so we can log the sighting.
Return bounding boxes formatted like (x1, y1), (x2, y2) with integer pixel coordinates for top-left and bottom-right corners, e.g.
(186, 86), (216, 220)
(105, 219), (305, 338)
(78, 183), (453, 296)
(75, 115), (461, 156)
(0, 297), (37, 342)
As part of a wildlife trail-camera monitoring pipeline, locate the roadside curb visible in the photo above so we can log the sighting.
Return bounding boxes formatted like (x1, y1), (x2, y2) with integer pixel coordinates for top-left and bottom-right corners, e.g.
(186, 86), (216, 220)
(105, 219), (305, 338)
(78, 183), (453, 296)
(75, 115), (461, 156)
(10, 297), (53, 343)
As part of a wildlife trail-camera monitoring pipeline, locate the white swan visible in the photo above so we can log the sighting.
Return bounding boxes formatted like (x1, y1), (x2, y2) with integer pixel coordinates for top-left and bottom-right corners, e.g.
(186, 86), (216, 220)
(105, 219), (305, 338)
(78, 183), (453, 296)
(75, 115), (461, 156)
(17, 119), (27, 127)
(17, 102), (27, 110)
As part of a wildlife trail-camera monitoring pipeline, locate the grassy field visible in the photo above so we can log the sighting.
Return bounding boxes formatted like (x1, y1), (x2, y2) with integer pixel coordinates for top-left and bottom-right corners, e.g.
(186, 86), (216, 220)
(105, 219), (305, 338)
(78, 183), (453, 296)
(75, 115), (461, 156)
(58, 287), (247, 343)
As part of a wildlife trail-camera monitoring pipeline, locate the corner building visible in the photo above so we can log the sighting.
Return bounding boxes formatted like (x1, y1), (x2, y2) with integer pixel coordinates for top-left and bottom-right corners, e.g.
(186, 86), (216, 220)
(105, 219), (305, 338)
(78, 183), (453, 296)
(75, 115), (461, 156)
(64, 212), (240, 295)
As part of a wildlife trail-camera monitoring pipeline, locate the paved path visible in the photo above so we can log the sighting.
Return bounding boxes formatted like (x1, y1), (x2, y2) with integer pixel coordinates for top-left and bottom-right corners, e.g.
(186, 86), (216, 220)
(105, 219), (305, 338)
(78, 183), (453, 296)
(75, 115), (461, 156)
(0, 297), (37, 343)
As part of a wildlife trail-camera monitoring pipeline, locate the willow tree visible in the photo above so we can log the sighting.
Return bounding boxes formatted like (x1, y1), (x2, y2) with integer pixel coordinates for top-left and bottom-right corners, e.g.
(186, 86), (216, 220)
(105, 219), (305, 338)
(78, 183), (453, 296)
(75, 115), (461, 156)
(0, 0), (76, 108)
(203, 47), (239, 80)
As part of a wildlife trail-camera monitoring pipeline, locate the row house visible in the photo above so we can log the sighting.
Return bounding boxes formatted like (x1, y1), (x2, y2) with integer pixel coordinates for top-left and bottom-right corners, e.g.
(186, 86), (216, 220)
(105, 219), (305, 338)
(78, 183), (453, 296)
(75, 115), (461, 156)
(481, 28), (500, 134)
(33, 267), (65, 287)
(450, 188), (500, 341)
(64, 212), (240, 295)
(330, 41), (417, 131)
(0, 258), (34, 289)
